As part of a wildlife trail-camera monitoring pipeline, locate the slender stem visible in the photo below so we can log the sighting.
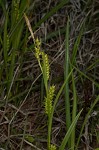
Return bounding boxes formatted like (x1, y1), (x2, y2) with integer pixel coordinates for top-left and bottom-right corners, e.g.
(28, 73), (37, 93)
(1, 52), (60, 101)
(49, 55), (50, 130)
(64, 17), (71, 147)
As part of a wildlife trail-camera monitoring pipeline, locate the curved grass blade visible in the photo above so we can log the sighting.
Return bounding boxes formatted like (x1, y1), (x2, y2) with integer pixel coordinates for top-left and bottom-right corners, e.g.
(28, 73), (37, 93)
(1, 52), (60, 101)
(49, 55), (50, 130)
(70, 72), (77, 150)
(64, 17), (71, 147)
(59, 109), (82, 150)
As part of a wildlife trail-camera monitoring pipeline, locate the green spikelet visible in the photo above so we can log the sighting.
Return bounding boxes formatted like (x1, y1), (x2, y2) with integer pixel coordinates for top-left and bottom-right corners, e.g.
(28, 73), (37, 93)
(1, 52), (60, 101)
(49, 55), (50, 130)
(34, 38), (42, 70)
(34, 38), (41, 59)
(45, 85), (55, 115)
(44, 54), (50, 81)
(14, 0), (20, 21)
(35, 38), (41, 47)
(50, 144), (56, 150)
(42, 52), (50, 81)
(34, 38), (50, 82)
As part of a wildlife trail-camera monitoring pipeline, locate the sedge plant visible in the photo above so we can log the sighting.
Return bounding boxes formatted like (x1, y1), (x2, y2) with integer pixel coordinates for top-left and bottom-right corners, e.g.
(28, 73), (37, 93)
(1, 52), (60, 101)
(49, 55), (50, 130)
(34, 37), (83, 150)
(1, 1), (98, 149)
(24, 13), (83, 150)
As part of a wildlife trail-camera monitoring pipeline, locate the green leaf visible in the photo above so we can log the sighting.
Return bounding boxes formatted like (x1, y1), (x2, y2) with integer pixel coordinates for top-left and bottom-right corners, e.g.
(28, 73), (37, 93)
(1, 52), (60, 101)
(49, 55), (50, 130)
(25, 135), (34, 143)
(59, 109), (82, 150)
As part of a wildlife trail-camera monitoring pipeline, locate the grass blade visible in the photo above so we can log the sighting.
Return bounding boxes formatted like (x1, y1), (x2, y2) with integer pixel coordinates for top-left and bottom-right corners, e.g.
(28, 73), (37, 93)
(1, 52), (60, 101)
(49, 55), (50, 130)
(59, 109), (82, 150)
(3, 11), (9, 79)
(71, 26), (84, 65)
(64, 17), (71, 147)
(71, 72), (77, 150)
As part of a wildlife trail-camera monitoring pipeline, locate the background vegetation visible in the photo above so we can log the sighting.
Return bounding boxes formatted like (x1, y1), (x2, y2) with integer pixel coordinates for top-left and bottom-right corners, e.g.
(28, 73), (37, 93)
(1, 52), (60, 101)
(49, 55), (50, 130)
(0, 0), (99, 149)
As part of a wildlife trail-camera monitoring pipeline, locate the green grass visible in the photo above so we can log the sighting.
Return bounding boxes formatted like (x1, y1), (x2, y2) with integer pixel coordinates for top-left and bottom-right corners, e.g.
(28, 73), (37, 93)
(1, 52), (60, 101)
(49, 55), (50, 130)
(0, 0), (99, 149)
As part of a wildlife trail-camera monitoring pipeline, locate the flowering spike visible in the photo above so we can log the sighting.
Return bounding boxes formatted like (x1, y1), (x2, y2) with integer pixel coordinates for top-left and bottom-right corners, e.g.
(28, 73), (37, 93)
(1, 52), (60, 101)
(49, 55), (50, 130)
(14, 1), (20, 21)
(34, 38), (41, 60)
(50, 144), (56, 150)
(45, 85), (55, 115)
(35, 38), (41, 47)
(45, 54), (50, 80)
(42, 52), (50, 81)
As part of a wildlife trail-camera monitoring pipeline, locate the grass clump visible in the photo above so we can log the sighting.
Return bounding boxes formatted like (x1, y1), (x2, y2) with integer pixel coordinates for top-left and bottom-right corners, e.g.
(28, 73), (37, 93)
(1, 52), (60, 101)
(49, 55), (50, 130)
(32, 31), (82, 150)
(0, 0), (99, 149)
